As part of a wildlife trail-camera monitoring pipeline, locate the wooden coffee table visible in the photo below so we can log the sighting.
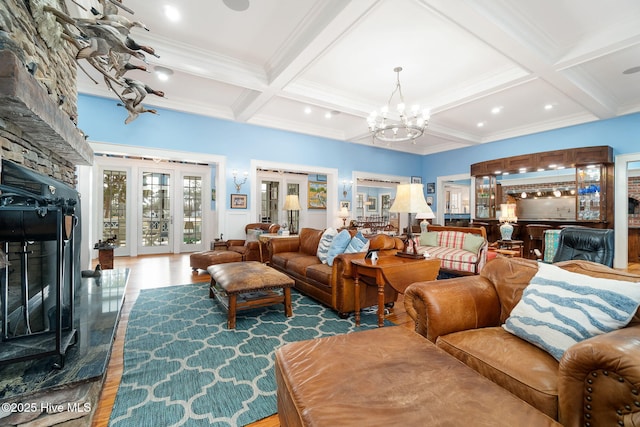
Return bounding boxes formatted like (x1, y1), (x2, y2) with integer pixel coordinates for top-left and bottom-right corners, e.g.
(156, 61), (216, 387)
(352, 256), (440, 327)
(207, 261), (294, 329)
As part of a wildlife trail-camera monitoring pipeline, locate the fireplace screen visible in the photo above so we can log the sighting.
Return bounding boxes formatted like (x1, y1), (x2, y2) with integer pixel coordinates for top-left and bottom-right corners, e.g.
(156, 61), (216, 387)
(0, 159), (81, 368)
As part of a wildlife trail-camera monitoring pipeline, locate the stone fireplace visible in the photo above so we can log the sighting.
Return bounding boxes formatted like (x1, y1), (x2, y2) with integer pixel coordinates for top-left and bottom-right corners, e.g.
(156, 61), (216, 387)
(0, 1), (100, 426)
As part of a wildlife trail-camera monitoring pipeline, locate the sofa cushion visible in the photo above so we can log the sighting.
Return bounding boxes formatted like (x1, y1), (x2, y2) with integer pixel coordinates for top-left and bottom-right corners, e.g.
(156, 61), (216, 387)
(437, 327), (559, 420)
(299, 228), (325, 256)
(503, 262), (640, 360)
(463, 233), (485, 254)
(271, 252), (307, 270)
(419, 231), (438, 246)
(286, 255), (323, 277)
(424, 246), (479, 274)
(437, 231), (467, 250)
(326, 229), (352, 266)
(317, 228), (337, 264)
(344, 231), (370, 254)
(306, 263), (332, 286)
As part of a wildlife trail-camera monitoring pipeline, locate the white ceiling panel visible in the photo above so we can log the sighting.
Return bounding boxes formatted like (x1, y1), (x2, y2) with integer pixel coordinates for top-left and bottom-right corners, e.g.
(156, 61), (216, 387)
(67, 0), (640, 155)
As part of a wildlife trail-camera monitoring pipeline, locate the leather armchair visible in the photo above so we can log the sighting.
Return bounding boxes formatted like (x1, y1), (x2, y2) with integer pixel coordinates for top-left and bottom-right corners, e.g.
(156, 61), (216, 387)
(227, 223), (280, 262)
(552, 226), (614, 267)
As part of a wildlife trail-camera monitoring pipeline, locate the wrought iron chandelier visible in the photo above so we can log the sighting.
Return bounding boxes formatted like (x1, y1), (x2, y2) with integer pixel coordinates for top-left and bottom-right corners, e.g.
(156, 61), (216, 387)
(367, 67), (430, 144)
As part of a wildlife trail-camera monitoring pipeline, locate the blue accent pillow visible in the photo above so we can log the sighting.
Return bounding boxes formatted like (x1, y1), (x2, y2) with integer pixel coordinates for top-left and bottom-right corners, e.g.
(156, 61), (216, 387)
(503, 262), (640, 360)
(326, 229), (352, 266)
(316, 228), (337, 264)
(344, 232), (370, 254)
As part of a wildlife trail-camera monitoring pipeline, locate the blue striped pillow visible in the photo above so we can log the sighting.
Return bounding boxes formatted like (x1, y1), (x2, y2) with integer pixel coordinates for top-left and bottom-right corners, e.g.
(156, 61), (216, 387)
(316, 228), (337, 264)
(503, 262), (640, 360)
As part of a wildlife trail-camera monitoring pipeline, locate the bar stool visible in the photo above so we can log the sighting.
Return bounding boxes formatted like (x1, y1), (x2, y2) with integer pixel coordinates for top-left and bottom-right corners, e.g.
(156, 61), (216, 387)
(525, 224), (554, 259)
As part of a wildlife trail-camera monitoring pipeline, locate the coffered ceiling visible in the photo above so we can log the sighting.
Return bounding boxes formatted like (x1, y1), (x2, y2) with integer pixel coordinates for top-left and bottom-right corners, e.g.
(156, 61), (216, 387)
(71, 0), (640, 155)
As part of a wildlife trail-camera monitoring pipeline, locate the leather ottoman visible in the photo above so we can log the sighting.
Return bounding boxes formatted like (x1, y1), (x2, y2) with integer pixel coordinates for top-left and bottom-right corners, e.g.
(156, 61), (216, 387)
(190, 250), (242, 271)
(275, 327), (561, 427)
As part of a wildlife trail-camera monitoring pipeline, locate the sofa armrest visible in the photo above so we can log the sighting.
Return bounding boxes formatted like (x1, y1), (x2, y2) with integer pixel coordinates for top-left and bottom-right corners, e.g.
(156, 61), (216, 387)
(558, 325), (640, 427)
(227, 239), (245, 247)
(269, 237), (300, 254)
(403, 276), (501, 342)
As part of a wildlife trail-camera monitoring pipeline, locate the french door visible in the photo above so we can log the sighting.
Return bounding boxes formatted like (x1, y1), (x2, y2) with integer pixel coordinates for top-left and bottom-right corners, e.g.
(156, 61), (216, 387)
(98, 158), (209, 256)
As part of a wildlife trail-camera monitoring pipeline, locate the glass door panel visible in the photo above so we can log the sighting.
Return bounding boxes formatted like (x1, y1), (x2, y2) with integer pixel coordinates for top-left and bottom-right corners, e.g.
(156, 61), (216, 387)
(139, 171), (172, 254)
(261, 180), (279, 224)
(181, 174), (203, 251)
(102, 170), (127, 254)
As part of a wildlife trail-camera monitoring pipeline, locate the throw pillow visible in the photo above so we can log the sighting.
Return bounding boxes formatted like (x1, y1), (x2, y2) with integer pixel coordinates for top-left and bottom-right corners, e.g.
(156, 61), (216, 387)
(344, 231), (370, 254)
(503, 262), (640, 361)
(317, 228), (337, 264)
(245, 228), (263, 243)
(326, 229), (352, 266)
(462, 233), (485, 254)
(419, 231), (438, 247)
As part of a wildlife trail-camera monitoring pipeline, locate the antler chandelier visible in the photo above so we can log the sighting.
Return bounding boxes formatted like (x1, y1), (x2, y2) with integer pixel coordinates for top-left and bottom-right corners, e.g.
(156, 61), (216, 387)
(367, 67), (430, 144)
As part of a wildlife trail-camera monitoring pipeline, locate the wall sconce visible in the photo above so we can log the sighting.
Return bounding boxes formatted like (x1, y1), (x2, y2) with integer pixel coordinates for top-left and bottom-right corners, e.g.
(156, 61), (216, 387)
(232, 170), (248, 192)
(342, 180), (353, 198)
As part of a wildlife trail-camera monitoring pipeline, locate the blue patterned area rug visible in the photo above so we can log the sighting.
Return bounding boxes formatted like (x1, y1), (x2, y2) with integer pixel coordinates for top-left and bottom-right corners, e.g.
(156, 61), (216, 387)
(109, 283), (389, 427)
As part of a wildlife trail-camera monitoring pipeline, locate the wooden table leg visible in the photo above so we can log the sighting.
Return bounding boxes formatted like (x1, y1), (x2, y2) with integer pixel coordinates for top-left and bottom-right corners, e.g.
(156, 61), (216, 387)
(354, 276), (361, 327)
(377, 279), (384, 328)
(284, 287), (292, 317)
(228, 294), (237, 329)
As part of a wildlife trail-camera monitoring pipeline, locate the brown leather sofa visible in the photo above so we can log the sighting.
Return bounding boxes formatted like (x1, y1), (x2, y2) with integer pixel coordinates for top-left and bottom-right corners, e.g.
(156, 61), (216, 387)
(268, 228), (404, 317)
(226, 223), (279, 262)
(404, 257), (640, 427)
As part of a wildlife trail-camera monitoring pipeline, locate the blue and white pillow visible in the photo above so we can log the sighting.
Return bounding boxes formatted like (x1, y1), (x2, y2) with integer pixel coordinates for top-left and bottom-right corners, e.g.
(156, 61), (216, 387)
(326, 229), (352, 266)
(344, 231), (370, 254)
(317, 228), (337, 264)
(503, 262), (640, 360)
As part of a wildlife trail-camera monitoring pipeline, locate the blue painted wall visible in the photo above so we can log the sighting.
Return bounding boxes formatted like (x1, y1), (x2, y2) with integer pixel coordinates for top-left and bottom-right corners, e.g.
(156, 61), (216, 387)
(78, 95), (421, 208)
(78, 95), (640, 211)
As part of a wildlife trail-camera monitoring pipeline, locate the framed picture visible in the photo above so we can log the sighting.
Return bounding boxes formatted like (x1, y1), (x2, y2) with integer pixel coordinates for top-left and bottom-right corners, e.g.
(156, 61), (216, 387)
(426, 182), (436, 194)
(426, 196), (434, 206)
(230, 193), (247, 209)
(340, 200), (350, 210)
(367, 196), (377, 211)
(308, 181), (327, 209)
(411, 176), (422, 184)
(211, 189), (216, 201)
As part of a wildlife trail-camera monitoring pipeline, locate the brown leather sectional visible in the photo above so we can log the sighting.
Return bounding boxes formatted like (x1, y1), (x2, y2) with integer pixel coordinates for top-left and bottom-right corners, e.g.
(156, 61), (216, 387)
(268, 228), (404, 316)
(404, 257), (640, 426)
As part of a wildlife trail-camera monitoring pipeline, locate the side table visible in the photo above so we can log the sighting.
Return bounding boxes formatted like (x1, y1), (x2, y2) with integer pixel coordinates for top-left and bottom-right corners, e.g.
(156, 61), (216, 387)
(213, 240), (228, 250)
(496, 239), (524, 257)
(351, 256), (440, 327)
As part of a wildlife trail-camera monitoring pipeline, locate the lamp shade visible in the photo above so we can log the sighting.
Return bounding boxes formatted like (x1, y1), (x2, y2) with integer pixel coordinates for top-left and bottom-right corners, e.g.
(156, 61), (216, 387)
(338, 206), (350, 218)
(415, 207), (435, 220)
(284, 194), (301, 211)
(499, 203), (517, 223)
(389, 183), (430, 213)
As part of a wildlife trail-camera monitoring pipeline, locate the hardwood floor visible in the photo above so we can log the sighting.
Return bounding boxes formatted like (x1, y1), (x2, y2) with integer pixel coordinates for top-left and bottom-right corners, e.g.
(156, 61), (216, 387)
(91, 254), (640, 427)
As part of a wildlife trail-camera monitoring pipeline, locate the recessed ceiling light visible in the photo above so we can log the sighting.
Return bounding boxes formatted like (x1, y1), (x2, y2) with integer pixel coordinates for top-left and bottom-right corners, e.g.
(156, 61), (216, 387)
(164, 5), (181, 22)
(223, 0), (250, 12)
(623, 66), (640, 75)
(477, 121), (485, 127)
(544, 104), (554, 110)
(154, 66), (173, 81)
(325, 112), (332, 119)
(491, 106), (503, 114)
(304, 106), (312, 114)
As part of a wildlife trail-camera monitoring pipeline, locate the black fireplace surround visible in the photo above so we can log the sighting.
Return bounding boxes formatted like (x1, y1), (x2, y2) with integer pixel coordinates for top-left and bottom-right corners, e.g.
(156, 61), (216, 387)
(0, 159), (81, 368)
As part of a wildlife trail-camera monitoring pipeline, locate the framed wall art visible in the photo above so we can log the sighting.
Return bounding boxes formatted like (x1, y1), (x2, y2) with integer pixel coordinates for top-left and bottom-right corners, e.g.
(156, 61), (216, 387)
(230, 193), (247, 209)
(308, 181), (327, 209)
(411, 176), (422, 184)
(426, 182), (436, 194)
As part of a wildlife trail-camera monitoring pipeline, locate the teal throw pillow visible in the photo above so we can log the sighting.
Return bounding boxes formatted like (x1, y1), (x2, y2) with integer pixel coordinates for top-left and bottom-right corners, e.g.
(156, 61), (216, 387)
(317, 228), (337, 264)
(326, 229), (352, 266)
(419, 231), (438, 247)
(462, 233), (485, 254)
(503, 262), (640, 361)
(344, 232), (370, 254)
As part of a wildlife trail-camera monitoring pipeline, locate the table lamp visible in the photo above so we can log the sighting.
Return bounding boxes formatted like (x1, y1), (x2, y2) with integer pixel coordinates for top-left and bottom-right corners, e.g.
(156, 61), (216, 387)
(389, 183), (430, 257)
(415, 207), (435, 233)
(338, 206), (350, 227)
(284, 194), (301, 234)
(499, 203), (517, 240)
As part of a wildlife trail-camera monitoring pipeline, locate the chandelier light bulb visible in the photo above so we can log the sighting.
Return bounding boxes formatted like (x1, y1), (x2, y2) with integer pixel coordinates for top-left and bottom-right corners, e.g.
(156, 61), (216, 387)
(368, 67), (429, 144)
